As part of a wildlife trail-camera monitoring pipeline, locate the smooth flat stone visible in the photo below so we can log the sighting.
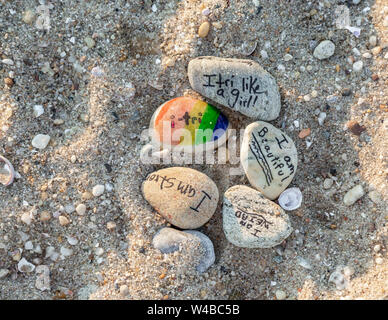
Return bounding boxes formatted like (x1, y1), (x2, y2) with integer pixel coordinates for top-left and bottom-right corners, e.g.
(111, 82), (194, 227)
(150, 96), (229, 153)
(223, 185), (293, 248)
(241, 121), (298, 200)
(188, 56), (281, 120)
(142, 167), (219, 229)
(152, 227), (215, 273)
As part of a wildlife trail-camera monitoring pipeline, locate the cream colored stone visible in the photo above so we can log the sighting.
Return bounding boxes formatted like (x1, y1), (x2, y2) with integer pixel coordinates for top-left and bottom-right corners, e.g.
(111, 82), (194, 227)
(142, 167), (219, 229)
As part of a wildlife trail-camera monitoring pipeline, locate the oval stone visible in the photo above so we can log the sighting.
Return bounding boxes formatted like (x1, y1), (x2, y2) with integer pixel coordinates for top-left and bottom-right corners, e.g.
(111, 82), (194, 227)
(241, 121), (298, 200)
(150, 96), (229, 153)
(142, 167), (219, 229)
(188, 56), (281, 120)
(223, 185), (293, 248)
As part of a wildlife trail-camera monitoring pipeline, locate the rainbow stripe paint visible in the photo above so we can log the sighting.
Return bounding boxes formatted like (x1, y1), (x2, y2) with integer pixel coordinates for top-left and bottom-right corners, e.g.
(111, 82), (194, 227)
(154, 97), (229, 146)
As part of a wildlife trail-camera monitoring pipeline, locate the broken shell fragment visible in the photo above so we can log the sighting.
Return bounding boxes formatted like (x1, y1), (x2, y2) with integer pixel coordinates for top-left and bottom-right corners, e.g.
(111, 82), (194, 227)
(0, 155), (15, 186)
(278, 187), (303, 211)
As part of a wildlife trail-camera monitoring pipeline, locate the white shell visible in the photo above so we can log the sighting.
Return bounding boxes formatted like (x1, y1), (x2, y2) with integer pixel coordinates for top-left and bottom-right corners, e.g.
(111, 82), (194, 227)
(278, 187), (303, 211)
(0, 155), (15, 186)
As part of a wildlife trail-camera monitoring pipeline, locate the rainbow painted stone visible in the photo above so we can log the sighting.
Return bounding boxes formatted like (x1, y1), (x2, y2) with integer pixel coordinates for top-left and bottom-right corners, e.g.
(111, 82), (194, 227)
(150, 97), (229, 151)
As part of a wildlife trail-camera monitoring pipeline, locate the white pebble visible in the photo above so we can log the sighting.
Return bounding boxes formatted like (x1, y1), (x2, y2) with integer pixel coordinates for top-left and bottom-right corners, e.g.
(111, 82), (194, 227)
(373, 244), (381, 253)
(60, 247), (73, 257)
(31, 134), (51, 149)
(375, 257), (383, 265)
(362, 52), (372, 59)
(76, 203), (86, 215)
(313, 40), (335, 60)
(275, 290), (287, 300)
(24, 241), (33, 250)
(33, 105), (44, 118)
(65, 204), (75, 214)
(1, 59), (14, 65)
(353, 61), (363, 72)
(284, 54), (293, 61)
(92, 185), (105, 197)
(323, 178), (334, 189)
(260, 50), (268, 59)
(21, 212), (33, 225)
(369, 35), (377, 47)
(95, 248), (104, 256)
(318, 112), (327, 126)
(67, 236), (78, 246)
(343, 185), (364, 206)
(278, 188), (303, 211)
(151, 4), (157, 12)
(120, 285), (129, 296)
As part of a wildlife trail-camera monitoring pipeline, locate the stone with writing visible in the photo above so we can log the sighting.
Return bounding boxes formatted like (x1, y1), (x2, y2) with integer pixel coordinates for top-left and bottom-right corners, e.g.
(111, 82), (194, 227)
(223, 185), (293, 248)
(188, 56), (281, 120)
(241, 121), (297, 200)
(150, 96), (229, 153)
(142, 167), (219, 229)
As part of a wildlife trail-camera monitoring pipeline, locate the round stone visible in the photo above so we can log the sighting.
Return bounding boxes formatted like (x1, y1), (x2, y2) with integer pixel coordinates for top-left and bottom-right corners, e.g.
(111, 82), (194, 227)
(59, 216), (70, 226)
(188, 56), (281, 120)
(120, 285), (129, 296)
(92, 184), (105, 197)
(142, 167), (219, 229)
(241, 121), (298, 200)
(222, 185), (293, 248)
(313, 40), (335, 60)
(32, 134), (51, 149)
(149, 96), (229, 153)
(76, 203), (86, 215)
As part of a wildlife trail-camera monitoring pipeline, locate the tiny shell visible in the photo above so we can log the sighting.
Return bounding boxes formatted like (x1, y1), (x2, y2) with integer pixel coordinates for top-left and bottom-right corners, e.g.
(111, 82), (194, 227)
(0, 155), (15, 186)
(278, 187), (303, 211)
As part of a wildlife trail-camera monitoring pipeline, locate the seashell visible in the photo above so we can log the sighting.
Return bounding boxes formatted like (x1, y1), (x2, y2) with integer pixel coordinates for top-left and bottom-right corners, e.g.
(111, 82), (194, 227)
(278, 187), (302, 211)
(0, 155), (15, 186)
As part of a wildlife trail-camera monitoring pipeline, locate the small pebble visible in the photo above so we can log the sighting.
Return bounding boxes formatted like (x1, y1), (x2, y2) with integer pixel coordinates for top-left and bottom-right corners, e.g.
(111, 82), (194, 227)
(22, 10), (35, 24)
(369, 35), (377, 47)
(92, 185), (105, 197)
(32, 134), (51, 149)
(275, 290), (287, 300)
(362, 52), (372, 59)
(84, 37), (95, 48)
(120, 285), (129, 296)
(0, 269), (9, 279)
(323, 178), (334, 189)
(298, 128), (311, 139)
(342, 88), (352, 96)
(373, 244), (381, 253)
(24, 241), (33, 250)
(371, 46), (382, 56)
(76, 203), (86, 215)
(107, 221), (116, 231)
(60, 247), (73, 257)
(284, 54), (293, 61)
(33, 105), (44, 118)
(40, 211), (51, 222)
(198, 21), (210, 38)
(353, 61), (363, 72)
(59, 215), (70, 226)
(375, 257), (383, 265)
(4, 78), (14, 87)
(343, 185), (364, 206)
(313, 40), (335, 60)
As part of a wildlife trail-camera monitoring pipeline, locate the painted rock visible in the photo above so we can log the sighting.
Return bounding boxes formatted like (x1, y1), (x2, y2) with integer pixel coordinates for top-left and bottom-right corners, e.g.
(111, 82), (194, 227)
(152, 227), (215, 273)
(150, 96), (229, 153)
(241, 121), (298, 200)
(142, 167), (219, 229)
(188, 56), (281, 120)
(223, 185), (293, 248)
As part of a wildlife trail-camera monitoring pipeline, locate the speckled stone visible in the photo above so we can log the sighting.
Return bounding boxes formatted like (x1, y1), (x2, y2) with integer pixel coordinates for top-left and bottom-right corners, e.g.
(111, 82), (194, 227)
(223, 185), (293, 248)
(313, 40), (335, 60)
(142, 167), (219, 229)
(188, 56), (281, 120)
(241, 121), (298, 200)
